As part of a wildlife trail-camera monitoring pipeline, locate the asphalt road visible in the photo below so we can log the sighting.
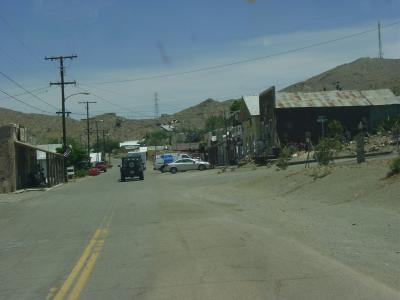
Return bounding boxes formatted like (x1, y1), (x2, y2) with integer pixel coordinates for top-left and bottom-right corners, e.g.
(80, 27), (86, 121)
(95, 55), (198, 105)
(0, 164), (399, 300)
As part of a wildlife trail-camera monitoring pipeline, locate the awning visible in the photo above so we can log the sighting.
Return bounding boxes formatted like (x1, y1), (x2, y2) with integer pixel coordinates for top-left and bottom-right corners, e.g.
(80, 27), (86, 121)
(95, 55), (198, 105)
(14, 141), (63, 157)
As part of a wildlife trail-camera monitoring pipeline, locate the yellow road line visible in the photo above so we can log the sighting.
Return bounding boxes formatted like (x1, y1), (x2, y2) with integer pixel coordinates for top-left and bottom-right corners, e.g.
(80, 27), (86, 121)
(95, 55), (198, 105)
(66, 240), (105, 300)
(53, 229), (102, 300)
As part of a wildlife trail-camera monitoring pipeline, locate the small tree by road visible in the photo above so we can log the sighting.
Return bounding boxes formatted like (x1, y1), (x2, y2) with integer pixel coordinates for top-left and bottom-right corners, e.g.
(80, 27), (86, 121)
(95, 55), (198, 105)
(314, 137), (342, 165)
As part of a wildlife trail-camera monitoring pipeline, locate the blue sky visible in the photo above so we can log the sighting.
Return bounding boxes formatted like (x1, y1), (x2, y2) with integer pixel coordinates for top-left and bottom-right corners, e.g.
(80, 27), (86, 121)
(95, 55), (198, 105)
(0, 0), (399, 118)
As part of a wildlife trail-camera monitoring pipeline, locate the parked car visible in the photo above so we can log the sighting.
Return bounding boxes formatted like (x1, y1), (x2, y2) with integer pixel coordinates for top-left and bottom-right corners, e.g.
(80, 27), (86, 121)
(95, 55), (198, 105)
(119, 156), (144, 181)
(165, 158), (210, 174)
(95, 161), (108, 172)
(153, 153), (193, 172)
(88, 167), (100, 176)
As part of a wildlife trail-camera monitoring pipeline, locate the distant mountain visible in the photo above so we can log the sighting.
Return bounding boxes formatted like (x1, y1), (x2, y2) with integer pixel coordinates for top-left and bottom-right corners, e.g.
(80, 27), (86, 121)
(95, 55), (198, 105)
(5, 57), (398, 144)
(166, 98), (235, 129)
(282, 57), (400, 95)
(0, 98), (234, 144)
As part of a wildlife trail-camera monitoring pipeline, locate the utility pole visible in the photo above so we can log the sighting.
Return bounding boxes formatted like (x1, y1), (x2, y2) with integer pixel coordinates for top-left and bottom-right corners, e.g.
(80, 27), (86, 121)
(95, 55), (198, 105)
(45, 55), (77, 182)
(222, 110), (228, 165)
(95, 121), (100, 150)
(56, 111), (71, 118)
(101, 129), (108, 155)
(94, 119), (103, 162)
(79, 101), (97, 165)
(154, 92), (159, 120)
(90, 121), (105, 162)
(378, 22), (384, 59)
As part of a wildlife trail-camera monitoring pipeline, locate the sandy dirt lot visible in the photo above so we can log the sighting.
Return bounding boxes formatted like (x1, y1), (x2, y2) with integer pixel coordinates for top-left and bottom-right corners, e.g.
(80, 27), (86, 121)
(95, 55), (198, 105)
(177, 158), (400, 291)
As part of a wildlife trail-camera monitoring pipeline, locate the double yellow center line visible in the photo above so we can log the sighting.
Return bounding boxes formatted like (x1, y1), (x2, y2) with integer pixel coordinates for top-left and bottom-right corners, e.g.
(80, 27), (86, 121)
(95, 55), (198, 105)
(50, 221), (111, 300)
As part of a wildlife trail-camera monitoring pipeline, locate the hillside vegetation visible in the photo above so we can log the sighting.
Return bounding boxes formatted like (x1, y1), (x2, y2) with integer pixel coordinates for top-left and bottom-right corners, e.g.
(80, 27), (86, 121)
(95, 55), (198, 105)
(283, 57), (400, 95)
(0, 99), (233, 144)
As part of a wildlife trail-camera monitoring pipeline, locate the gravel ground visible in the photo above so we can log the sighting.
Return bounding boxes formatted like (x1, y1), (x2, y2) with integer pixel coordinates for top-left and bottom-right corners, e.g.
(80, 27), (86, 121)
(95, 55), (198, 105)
(169, 157), (400, 291)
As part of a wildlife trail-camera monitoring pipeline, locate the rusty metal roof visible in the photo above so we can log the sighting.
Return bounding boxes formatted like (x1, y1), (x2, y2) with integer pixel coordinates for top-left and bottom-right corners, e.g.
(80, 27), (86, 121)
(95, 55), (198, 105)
(276, 89), (400, 109)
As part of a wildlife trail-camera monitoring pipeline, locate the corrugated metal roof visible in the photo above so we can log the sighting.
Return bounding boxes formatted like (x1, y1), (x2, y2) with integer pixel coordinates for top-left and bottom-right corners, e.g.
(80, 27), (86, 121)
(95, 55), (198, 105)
(276, 90), (368, 108)
(119, 141), (140, 148)
(242, 95), (259, 115)
(276, 89), (400, 109)
(360, 89), (400, 106)
(160, 124), (175, 132)
(242, 89), (400, 113)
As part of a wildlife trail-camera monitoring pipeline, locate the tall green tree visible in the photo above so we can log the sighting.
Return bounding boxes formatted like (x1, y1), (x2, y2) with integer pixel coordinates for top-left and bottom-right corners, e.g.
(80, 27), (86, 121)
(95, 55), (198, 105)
(230, 99), (243, 112)
(144, 130), (168, 145)
(55, 138), (88, 168)
(205, 115), (225, 133)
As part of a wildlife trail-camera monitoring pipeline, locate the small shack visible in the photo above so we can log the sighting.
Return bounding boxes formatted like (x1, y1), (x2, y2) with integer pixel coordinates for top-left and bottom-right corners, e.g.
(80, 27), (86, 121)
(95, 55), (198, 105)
(0, 125), (64, 193)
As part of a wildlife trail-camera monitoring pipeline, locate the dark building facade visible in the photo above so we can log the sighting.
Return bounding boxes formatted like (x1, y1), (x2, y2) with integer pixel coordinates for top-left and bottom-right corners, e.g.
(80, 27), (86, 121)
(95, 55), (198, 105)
(259, 88), (400, 145)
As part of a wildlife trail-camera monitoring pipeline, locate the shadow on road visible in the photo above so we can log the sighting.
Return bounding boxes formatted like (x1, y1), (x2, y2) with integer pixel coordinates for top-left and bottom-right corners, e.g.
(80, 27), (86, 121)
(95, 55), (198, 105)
(118, 178), (143, 183)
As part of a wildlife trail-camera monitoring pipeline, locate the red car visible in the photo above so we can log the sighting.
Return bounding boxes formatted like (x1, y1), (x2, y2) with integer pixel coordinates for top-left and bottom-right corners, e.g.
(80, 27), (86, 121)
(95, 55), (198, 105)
(95, 161), (108, 172)
(88, 167), (100, 176)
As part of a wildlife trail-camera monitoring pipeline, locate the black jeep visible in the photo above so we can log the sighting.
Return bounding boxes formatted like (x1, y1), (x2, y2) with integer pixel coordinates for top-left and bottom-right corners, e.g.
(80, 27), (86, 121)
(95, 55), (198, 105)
(119, 157), (144, 181)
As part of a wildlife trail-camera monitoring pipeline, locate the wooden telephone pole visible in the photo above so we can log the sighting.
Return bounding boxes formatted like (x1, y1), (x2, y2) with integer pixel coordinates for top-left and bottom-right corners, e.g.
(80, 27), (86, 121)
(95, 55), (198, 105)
(45, 55), (77, 181)
(79, 101), (97, 164)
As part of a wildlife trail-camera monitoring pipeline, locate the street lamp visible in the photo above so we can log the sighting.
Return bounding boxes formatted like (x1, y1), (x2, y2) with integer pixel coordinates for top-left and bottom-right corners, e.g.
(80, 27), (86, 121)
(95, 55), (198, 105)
(57, 91), (90, 182)
(61, 91), (90, 149)
(65, 92), (90, 101)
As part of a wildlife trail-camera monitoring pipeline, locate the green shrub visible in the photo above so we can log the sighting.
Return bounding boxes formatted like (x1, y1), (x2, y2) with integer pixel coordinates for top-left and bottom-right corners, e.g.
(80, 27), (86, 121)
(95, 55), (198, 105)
(314, 138), (342, 166)
(388, 157), (400, 177)
(327, 119), (344, 139)
(276, 147), (290, 170)
(378, 115), (400, 132)
(75, 169), (87, 178)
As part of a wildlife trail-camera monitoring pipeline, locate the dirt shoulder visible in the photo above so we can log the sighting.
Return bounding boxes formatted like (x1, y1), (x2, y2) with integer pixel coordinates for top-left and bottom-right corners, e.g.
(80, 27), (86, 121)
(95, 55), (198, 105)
(174, 158), (400, 291)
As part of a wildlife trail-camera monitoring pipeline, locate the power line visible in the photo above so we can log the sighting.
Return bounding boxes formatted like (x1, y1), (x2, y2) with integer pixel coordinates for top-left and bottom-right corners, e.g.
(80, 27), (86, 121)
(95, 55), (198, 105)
(80, 81), (245, 110)
(85, 20), (400, 85)
(0, 14), (43, 65)
(0, 71), (58, 109)
(0, 86), (49, 101)
(0, 47), (26, 72)
(76, 85), (143, 117)
(0, 88), (53, 114)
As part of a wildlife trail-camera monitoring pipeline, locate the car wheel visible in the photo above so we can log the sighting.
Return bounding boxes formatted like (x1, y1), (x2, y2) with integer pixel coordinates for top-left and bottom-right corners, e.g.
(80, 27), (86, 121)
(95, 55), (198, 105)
(104, 169), (107, 172)
(160, 166), (166, 173)
(121, 176), (125, 182)
(198, 165), (206, 171)
(140, 172), (144, 180)
(170, 167), (177, 174)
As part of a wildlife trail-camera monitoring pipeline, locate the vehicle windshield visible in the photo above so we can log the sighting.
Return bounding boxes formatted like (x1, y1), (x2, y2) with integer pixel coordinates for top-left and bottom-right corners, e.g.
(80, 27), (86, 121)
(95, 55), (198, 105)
(1, 1), (399, 300)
